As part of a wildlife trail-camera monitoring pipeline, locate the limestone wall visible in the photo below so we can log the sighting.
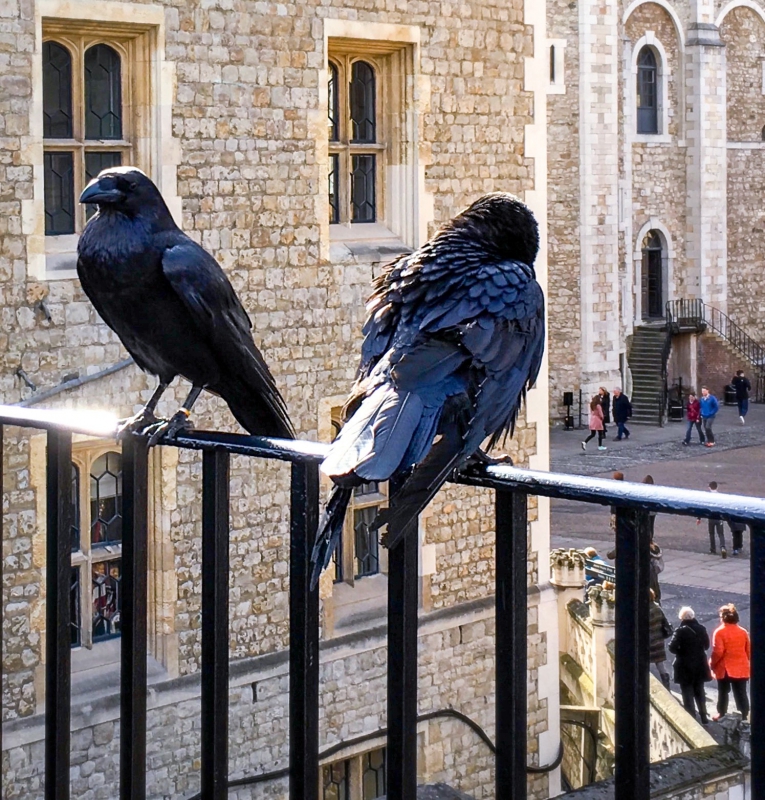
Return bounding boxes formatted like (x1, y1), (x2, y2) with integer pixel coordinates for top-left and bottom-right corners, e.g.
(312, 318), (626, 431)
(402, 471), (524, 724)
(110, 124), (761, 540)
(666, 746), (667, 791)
(0, 0), (556, 796)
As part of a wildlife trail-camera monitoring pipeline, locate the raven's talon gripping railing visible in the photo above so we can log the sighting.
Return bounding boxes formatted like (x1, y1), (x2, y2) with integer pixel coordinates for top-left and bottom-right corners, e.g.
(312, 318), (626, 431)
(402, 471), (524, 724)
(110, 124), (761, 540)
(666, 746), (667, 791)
(1, 404), (765, 800)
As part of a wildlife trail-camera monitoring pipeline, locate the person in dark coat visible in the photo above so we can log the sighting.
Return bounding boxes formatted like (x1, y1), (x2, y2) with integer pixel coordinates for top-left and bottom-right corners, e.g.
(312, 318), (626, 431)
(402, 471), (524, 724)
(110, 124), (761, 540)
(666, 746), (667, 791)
(612, 387), (632, 441)
(729, 520), (747, 556)
(668, 606), (712, 724)
(731, 370), (751, 424)
(649, 589), (672, 689)
(598, 386), (611, 434)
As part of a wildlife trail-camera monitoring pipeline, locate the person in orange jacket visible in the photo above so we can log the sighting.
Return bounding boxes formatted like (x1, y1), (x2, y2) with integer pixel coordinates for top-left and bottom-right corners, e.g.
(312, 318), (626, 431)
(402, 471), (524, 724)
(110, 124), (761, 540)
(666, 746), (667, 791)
(710, 603), (751, 721)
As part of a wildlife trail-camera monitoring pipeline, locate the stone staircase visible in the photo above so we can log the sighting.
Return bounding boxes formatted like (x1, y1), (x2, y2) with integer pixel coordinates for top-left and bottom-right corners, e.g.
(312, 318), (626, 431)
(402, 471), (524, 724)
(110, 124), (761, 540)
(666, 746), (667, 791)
(627, 325), (668, 424)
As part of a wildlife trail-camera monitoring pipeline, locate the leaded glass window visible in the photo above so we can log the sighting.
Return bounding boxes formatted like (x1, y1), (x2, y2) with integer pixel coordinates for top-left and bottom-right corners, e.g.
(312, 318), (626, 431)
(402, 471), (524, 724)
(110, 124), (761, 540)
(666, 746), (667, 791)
(362, 749), (386, 799)
(84, 44), (122, 140)
(327, 55), (382, 226)
(92, 559), (122, 641)
(354, 505), (380, 578)
(350, 61), (376, 143)
(44, 151), (75, 235)
(637, 47), (659, 135)
(42, 32), (132, 237)
(323, 760), (350, 800)
(43, 41), (73, 138)
(90, 451), (123, 546)
(71, 445), (124, 648)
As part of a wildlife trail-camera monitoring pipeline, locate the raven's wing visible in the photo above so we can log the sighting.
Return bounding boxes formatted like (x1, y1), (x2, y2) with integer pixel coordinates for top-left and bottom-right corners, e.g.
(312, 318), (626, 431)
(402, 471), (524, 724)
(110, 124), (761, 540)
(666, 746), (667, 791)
(161, 240), (294, 437)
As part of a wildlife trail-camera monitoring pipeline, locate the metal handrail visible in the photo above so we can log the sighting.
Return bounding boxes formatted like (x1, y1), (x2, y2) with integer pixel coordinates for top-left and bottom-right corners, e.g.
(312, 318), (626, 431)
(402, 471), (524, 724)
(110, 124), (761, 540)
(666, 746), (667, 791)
(666, 299), (765, 373)
(2, 403), (765, 800)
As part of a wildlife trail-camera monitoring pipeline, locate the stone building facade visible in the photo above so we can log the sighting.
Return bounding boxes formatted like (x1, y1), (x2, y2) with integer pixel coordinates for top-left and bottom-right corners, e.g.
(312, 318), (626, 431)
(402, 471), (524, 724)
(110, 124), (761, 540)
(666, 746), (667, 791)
(547, 0), (765, 418)
(0, 0), (558, 798)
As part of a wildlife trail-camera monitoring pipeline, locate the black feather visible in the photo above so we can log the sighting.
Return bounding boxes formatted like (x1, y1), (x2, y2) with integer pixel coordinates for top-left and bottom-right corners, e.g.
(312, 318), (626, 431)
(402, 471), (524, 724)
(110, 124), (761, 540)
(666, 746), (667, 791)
(312, 193), (545, 583)
(76, 167), (293, 438)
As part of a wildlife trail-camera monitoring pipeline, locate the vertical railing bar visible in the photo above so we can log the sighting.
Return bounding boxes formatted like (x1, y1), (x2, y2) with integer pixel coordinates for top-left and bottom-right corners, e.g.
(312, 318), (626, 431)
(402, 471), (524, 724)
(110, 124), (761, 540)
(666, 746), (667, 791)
(45, 429), (72, 800)
(120, 434), (149, 800)
(289, 462), (320, 800)
(614, 507), (651, 800)
(386, 488), (420, 800)
(495, 489), (528, 799)
(201, 449), (230, 800)
(751, 522), (765, 799)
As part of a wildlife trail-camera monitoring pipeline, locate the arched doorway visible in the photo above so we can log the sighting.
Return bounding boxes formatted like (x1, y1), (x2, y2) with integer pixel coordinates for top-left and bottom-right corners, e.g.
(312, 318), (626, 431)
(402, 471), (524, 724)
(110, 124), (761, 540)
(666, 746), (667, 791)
(641, 230), (665, 319)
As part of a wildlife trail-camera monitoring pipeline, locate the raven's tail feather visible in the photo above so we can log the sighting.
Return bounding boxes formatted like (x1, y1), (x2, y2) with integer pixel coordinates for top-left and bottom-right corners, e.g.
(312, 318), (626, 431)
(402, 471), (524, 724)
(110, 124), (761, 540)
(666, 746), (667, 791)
(310, 486), (353, 589)
(218, 376), (295, 440)
(372, 429), (465, 549)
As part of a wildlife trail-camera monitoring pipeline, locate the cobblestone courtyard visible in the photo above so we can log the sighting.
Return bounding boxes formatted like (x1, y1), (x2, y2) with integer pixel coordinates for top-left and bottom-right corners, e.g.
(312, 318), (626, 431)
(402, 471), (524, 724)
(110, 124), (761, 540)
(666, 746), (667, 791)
(550, 402), (765, 713)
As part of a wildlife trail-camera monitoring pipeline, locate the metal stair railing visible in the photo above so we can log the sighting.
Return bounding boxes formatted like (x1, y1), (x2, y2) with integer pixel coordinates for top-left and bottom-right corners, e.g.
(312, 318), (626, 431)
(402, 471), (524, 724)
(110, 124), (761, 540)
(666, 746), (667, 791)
(666, 299), (765, 401)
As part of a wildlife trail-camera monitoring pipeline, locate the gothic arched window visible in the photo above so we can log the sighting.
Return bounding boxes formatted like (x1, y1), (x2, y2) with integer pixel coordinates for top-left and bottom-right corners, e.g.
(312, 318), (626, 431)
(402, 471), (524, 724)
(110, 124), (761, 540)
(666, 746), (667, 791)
(637, 47), (659, 134)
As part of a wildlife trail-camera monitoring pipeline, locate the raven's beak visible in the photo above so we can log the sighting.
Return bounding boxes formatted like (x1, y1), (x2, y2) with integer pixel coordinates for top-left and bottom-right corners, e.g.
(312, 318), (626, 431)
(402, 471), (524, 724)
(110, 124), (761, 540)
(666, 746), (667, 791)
(79, 179), (124, 205)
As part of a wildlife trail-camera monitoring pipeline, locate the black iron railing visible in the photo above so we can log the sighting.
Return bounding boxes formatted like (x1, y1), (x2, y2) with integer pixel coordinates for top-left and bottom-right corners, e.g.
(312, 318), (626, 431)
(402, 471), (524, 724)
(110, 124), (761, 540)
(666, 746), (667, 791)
(667, 299), (765, 401)
(1, 404), (765, 800)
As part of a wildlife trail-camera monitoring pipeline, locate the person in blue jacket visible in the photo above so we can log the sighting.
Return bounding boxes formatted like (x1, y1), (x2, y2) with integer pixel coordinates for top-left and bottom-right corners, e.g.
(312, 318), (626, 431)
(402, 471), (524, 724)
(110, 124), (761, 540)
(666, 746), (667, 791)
(699, 386), (719, 448)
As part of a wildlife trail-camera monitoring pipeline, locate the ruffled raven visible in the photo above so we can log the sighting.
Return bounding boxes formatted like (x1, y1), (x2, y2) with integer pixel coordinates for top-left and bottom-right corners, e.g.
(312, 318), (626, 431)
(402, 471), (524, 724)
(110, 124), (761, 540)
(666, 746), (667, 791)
(311, 193), (544, 586)
(77, 167), (293, 441)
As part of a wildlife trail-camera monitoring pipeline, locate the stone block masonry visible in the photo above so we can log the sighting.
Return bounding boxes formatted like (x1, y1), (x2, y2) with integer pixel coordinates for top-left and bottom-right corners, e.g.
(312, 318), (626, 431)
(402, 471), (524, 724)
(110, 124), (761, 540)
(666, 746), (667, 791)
(0, 0), (555, 797)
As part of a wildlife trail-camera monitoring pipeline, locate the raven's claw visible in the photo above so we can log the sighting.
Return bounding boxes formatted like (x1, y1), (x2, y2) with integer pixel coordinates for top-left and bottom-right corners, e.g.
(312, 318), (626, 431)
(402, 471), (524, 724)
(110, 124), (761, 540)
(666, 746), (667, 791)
(467, 449), (514, 468)
(116, 408), (160, 440)
(144, 412), (194, 447)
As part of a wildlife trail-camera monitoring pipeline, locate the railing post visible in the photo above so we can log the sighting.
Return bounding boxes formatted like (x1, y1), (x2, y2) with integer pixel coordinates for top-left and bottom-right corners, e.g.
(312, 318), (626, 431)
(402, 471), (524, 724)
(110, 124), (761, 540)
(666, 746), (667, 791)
(387, 485), (420, 800)
(289, 462), (320, 800)
(495, 488), (528, 799)
(201, 449), (230, 800)
(614, 507), (651, 800)
(751, 523), (765, 798)
(46, 429), (73, 800)
(120, 434), (150, 800)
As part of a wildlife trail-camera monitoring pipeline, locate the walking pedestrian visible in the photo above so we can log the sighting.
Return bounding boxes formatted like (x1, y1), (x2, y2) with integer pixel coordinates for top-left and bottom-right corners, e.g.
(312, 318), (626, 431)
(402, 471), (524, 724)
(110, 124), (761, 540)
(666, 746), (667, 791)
(599, 386), (611, 435)
(729, 520), (747, 556)
(668, 606), (711, 724)
(699, 386), (719, 447)
(683, 392), (705, 446)
(698, 481), (727, 557)
(710, 604), (750, 722)
(731, 370), (751, 425)
(649, 540), (664, 601)
(581, 395), (607, 452)
(643, 475), (658, 540)
(612, 387), (632, 441)
(649, 589), (673, 689)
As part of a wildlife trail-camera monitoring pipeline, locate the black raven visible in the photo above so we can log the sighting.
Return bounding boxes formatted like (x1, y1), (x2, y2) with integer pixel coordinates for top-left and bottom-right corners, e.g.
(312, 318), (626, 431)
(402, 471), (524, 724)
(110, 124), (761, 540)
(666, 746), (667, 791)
(310, 193), (545, 587)
(77, 167), (293, 441)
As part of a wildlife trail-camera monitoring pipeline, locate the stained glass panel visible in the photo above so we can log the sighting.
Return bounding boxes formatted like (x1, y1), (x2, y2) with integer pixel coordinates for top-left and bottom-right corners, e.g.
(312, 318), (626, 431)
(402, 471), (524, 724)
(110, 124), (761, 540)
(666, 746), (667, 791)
(351, 154), (376, 223)
(85, 44), (123, 140)
(44, 151), (75, 235)
(43, 41), (73, 139)
(350, 61), (376, 143)
(92, 559), (121, 641)
(90, 451), (123, 546)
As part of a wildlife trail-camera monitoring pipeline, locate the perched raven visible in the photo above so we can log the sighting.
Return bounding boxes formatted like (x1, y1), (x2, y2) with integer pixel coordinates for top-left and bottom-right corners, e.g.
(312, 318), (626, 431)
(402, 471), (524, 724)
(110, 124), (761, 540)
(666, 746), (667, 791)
(310, 193), (545, 587)
(77, 167), (293, 441)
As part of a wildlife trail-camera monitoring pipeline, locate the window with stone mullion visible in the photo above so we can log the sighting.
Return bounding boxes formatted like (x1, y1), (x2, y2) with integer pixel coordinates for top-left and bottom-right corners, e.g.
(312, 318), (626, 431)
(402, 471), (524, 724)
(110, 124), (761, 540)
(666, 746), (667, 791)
(42, 34), (129, 235)
(327, 55), (381, 225)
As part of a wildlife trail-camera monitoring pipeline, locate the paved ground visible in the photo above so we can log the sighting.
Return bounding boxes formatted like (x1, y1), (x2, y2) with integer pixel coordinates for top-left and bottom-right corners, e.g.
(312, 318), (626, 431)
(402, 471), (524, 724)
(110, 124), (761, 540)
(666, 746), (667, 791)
(550, 401), (765, 716)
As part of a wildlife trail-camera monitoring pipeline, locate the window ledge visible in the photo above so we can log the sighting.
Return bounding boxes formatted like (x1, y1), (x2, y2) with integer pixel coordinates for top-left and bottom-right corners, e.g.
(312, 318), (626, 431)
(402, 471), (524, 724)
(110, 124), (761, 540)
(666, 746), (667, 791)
(45, 234), (79, 278)
(331, 573), (389, 635)
(329, 224), (411, 264)
(632, 134), (673, 145)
